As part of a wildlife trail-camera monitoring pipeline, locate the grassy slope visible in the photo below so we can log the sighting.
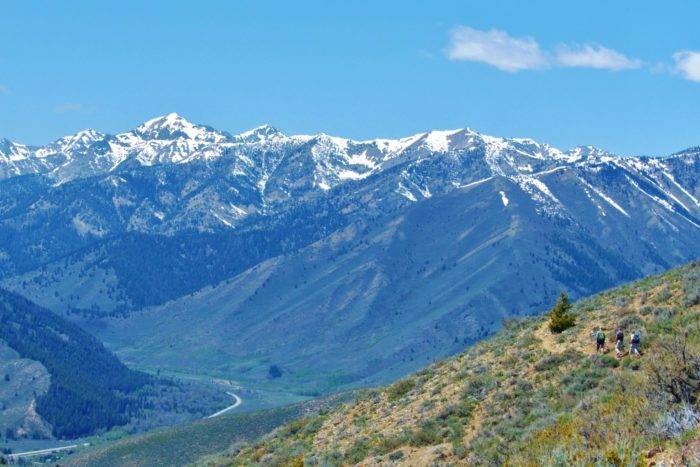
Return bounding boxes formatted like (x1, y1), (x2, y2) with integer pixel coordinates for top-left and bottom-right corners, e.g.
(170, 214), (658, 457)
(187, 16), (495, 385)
(204, 261), (700, 466)
(65, 406), (305, 467)
(65, 393), (354, 467)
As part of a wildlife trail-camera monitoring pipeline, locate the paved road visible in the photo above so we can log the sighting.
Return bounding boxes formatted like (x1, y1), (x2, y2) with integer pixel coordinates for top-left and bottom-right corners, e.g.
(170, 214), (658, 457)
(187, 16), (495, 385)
(6, 442), (90, 459)
(206, 391), (242, 418)
(5, 380), (241, 460)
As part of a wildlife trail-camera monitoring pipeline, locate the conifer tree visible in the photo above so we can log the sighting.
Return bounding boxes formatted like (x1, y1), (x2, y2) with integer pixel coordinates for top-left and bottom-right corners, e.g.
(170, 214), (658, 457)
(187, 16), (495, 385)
(548, 292), (576, 333)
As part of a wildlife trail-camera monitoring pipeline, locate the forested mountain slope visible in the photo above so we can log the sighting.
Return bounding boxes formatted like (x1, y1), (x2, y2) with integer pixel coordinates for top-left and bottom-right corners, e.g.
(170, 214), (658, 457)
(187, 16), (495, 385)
(0, 290), (230, 441)
(0, 289), (150, 439)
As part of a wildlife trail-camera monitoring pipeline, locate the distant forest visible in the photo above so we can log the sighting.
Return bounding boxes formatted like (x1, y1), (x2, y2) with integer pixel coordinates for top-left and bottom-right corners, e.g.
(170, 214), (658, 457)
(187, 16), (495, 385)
(0, 289), (151, 438)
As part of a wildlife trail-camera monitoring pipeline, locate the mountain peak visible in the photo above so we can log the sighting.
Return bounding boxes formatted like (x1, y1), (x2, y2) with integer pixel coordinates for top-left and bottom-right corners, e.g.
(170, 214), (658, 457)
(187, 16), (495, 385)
(132, 113), (230, 143)
(234, 124), (285, 142)
(566, 145), (615, 161)
(61, 128), (104, 143)
(0, 138), (28, 159)
(134, 113), (194, 138)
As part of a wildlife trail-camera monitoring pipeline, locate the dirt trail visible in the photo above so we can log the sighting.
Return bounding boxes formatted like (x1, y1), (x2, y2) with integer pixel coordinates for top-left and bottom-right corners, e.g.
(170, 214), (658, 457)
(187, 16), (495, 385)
(533, 323), (571, 354)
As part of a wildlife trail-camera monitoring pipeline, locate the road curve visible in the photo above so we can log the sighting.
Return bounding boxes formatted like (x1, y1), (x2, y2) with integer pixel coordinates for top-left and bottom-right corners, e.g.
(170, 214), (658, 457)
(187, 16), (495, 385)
(206, 391), (242, 418)
(5, 385), (242, 460)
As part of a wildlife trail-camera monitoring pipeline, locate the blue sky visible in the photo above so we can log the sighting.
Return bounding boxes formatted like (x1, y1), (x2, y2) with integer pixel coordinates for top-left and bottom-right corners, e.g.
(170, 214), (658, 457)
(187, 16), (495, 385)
(1, 1), (698, 155)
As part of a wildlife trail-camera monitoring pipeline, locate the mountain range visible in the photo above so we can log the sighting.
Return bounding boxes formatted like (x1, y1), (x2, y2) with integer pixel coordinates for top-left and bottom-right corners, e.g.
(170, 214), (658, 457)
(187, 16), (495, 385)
(0, 114), (698, 395)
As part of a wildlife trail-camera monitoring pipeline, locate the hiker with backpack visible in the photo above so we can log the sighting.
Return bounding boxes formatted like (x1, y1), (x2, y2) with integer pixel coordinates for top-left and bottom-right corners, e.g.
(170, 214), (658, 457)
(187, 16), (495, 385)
(630, 329), (641, 356)
(595, 327), (606, 353)
(615, 328), (624, 358)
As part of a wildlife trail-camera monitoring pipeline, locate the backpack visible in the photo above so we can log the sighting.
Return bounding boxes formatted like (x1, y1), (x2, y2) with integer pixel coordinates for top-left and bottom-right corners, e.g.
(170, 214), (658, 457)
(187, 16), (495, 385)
(632, 332), (640, 344)
(596, 330), (605, 341)
(616, 330), (624, 341)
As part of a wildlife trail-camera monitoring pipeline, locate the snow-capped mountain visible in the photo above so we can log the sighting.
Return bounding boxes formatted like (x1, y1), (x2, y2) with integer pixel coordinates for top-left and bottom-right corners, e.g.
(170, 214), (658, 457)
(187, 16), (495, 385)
(0, 114), (698, 392)
(0, 113), (640, 187)
(1, 113), (697, 230)
(0, 116), (609, 189)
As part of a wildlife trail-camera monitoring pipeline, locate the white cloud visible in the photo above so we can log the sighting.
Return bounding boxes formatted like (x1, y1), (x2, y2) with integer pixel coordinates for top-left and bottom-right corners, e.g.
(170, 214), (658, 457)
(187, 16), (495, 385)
(0, 84), (9, 94)
(446, 26), (548, 72)
(673, 50), (700, 82)
(445, 26), (643, 74)
(555, 43), (642, 71)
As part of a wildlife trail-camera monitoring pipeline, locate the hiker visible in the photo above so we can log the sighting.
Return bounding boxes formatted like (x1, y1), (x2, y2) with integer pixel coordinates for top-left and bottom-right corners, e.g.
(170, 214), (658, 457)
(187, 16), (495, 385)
(615, 328), (624, 357)
(630, 329), (641, 356)
(595, 327), (606, 353)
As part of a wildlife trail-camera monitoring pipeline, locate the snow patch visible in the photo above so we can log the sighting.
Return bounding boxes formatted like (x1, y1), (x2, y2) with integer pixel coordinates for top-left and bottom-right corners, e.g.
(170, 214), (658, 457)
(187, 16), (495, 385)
(662, 171), (700, 207)
(72, 216), (106, 237)
(417, 184), (432, 199)
(499, 191), (510, 207)
(396, 183), (417, 202)
(626, 175), (700, 229)
(457, 177), (493, 189)
(345, 150), (377, 169)
(580, 180), (630, 218)
(421, 129), (461, 152)
(337, 169), (371, 181)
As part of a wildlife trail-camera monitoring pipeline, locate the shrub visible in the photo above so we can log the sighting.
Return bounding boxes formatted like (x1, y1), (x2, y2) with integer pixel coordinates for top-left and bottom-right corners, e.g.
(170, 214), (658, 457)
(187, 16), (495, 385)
(503, 317), (526, 332)
(409, 421), (441, 446)
(618, 314), (643, 329)
(441, 415), (466, 441)
(561, 366), (607, 395)
(301, 416), (326, 437)
(462, 377), (493, 401)
(591, 354), (620, 369)
(438, 400), (474, 420)
(653, 285), (672, 304)
(652, 306), (676, 320)
(534, 354), (567, 372)
(344, 438), (371, 464)
(387, 378), (416, 402)
(682, 269), (700, 307)
(535, 349), (583, 372)
(388, 450), (404, 461)
(548, 292), (576, 333)
(646, 332), (700, 403)
(453, 443), (468, 459)
(604, 449), (622, 466)
(621, 357), (641, 371)
(374, 434), (406, 455)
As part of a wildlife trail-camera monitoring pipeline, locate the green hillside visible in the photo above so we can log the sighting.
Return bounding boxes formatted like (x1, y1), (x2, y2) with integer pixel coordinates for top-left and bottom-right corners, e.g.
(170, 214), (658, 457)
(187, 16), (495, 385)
(202, 261), (700, 466)
(65, 393), (354, 467)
